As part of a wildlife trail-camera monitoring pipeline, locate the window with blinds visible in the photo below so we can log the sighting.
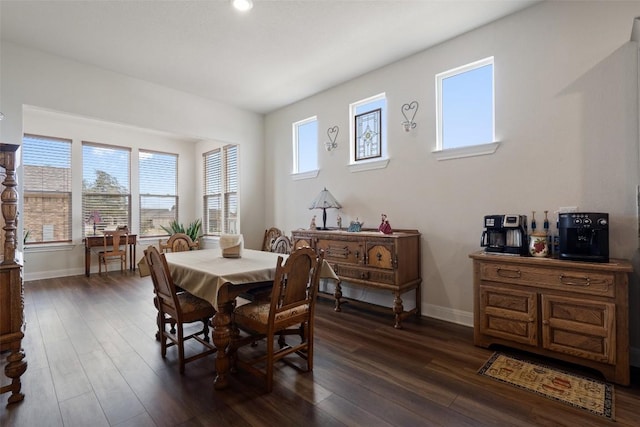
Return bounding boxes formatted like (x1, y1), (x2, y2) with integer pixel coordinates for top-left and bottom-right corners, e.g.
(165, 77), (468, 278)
(82, 142), (131, 237)
(203, 145), (238, 235)
(139, 149), (178, 237)
(23, 134), (72, 244)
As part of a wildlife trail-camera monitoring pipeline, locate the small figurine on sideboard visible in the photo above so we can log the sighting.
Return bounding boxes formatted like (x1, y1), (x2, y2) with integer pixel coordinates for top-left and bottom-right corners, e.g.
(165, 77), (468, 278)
(378, 213), (392, 234)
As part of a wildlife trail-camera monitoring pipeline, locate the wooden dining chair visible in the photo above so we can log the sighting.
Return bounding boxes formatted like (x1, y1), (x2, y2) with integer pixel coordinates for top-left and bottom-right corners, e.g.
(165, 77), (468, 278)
(262, 227), (283, 252)
(98, 230), (128, 273)
(229, 247), (324, 392)
(144, 245), (217, 374)
(271, 235), (292, 254)
(159, 232), (199, 253)
(155, 232), (198, 339)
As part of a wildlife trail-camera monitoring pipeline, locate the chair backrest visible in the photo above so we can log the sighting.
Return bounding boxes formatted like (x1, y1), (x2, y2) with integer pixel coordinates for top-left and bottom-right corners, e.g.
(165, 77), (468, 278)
(269, 247), (324, 328)
(162, 233), (199, 253)
(103, 230), (128, 255)
(262, 227), (283, 252)
(271, 235), (292, 254)
(144, 245), (180, 317)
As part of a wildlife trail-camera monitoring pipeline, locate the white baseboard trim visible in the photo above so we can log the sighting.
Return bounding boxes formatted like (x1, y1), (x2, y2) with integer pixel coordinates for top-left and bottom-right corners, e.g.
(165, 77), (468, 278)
(423, 303), (474, 328)
(24, 267), (84, 282)
(422, 303), (640, 368)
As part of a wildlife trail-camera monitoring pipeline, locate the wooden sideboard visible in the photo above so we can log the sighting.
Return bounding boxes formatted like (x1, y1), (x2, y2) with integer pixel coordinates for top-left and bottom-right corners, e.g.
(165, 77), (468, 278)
(469, 251), (633, 385)
(0, 143), (27, 405)
(292, 228), (421, 329)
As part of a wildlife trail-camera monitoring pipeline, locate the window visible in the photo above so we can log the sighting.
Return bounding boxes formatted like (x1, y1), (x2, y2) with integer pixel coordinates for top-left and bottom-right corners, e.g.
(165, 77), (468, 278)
(349, 93), (388, 170)
(436, 57), (497, 158)
(22, 134), (72, 244)
(82, 142), (131, 237)
(203, 145), (238, 236)
(292, 116), (318, 177)
(139, 150), (178, 237)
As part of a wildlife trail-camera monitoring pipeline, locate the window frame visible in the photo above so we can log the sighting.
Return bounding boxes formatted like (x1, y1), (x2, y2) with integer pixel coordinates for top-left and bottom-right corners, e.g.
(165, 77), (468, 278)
(434, 56), (499, 160)
(81, 141), (132, 238)
(349, 93), (389, 172)
(22, 134), (73, 245)
(138, 149), (179, 238)
(292, 116), (319, 180)
(203, 144), (239, 236)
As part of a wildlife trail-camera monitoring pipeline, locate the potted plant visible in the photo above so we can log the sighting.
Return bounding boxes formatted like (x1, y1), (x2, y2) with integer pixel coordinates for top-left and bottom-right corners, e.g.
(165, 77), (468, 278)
(160, 219), (202, 242)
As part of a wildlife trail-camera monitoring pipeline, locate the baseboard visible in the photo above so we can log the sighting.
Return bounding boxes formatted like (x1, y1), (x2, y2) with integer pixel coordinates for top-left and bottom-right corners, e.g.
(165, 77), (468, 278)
(24, 267), (84, 282)
(422, 303), (474, 328)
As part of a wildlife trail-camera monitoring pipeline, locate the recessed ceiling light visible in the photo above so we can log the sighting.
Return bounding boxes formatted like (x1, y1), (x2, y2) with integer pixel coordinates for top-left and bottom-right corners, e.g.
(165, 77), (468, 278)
(232, 0), (253, 12)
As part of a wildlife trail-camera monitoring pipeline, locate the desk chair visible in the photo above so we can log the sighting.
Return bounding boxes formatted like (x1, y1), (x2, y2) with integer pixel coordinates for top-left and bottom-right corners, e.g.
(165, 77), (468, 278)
(98, 230), (128, 273)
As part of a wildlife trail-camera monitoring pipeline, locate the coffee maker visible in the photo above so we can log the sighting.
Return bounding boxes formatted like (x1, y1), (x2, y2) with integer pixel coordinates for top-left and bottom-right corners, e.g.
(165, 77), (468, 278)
(558, 212), (609, 263)
(481, 214), (528, 255)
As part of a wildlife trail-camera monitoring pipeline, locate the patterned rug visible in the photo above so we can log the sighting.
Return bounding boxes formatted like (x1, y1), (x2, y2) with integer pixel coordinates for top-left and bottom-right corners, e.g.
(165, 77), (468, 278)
(478, 352), (614, 421)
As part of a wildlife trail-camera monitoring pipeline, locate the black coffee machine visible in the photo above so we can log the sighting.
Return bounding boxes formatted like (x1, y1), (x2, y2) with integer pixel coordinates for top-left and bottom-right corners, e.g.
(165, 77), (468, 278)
(481, 214), (529, 255)
(558, 212), (609, 263)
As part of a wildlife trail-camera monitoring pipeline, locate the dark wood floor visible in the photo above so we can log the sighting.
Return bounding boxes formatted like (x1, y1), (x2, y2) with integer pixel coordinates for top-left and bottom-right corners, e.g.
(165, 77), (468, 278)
(1, 271), (639, 426)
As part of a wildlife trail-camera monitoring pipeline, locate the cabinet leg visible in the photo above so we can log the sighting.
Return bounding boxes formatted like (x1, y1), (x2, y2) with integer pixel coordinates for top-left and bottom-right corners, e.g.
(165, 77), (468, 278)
(393, 293), (404, 329)
(334, 280), (343, 312)
(1, 344), (27, 405)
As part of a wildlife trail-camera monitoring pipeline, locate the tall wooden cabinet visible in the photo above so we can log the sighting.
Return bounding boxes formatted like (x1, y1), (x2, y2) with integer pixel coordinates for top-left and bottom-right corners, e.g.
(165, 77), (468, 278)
(469, 251), (633, 385)
(292, 229), (421, 328)
(0, 143), (27, 404)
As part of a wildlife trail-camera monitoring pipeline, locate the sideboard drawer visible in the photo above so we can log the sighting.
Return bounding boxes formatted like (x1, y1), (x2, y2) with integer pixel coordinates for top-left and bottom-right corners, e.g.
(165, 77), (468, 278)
(317, 239), (363, 265)
(480, 262), (615, 297)
(333, 263), (396, 285)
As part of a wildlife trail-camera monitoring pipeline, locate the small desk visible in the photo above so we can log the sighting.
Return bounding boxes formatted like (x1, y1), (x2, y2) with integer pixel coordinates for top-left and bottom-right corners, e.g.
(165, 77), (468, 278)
(165, 248), (338, 390)
(84, 234), (137, 276)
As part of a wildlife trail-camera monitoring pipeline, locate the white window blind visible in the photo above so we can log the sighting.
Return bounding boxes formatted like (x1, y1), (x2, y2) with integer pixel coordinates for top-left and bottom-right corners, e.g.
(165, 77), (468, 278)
(139, 150), (178, 237)
(82, 142), (131, 236)
(22, 134), (72, 244)
(203, 145), (238, 235)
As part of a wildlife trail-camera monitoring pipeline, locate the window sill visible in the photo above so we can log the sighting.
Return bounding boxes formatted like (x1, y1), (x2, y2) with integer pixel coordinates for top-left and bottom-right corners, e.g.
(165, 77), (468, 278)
(348, 158), (389, 173)
(433, 142), (500, 161)
(291, 169), (319, 181)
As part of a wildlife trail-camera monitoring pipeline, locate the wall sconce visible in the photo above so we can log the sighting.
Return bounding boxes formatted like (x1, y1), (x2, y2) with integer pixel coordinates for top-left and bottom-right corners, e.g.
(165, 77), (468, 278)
(325, 126), (339, 151)
(401, 101), (419, 132)
(0, 112), (4, 121)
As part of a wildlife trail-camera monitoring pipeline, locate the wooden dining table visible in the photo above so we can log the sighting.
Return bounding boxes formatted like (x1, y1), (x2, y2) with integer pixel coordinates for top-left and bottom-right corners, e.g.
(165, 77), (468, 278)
(164, 247), (338, 390)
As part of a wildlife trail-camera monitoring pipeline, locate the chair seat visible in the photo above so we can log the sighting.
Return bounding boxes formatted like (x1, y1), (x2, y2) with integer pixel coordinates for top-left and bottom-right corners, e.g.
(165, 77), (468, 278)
(177, 292), (216, 321)
(235, 301), (309, 333)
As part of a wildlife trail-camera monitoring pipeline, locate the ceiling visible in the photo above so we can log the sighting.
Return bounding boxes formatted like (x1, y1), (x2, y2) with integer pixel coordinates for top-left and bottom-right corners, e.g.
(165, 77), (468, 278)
(1, 0), (540, 114)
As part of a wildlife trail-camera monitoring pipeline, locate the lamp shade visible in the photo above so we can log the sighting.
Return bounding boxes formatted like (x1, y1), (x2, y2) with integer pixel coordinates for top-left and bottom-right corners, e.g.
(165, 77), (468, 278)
(309, 188), (342, 210)
(309, 188), (341, 230)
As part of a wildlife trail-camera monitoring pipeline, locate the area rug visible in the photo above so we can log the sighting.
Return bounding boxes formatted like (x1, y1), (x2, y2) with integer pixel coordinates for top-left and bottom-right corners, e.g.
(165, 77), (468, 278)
(478, 352), (614, 421)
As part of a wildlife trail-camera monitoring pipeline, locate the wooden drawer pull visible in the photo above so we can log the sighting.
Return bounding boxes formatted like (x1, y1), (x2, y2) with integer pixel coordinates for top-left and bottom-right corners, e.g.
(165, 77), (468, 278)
(496, 268), (521, 278)
(559, 274), (590, 287)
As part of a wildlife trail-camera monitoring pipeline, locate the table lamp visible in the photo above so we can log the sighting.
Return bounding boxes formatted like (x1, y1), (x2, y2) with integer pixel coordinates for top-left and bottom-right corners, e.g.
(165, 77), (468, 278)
(308, 188), (342, 230)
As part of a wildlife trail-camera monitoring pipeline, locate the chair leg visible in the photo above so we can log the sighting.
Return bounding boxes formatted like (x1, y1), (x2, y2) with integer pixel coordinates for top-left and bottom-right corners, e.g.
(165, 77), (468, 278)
(266, 334), (274, 392)
(200, 317), (210, 342)
(178, 322), (186, 374)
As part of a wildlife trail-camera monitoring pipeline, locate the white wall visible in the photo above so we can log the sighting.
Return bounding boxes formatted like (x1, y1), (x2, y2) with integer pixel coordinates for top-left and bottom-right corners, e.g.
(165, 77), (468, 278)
(0, 41), (267, 278)
(264, 1), (640, 362)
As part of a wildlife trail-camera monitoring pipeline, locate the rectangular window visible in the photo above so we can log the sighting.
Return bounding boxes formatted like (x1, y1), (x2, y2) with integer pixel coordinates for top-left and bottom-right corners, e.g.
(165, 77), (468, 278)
(139, 150), (178, 237)
(22, 134), (72, 244)
(203, 145), (238, 236)
(293, 116), (318, 174)
(436, 57), (494, 151)
(350, 93), (387, 164)
(82, 142), (131, 237)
